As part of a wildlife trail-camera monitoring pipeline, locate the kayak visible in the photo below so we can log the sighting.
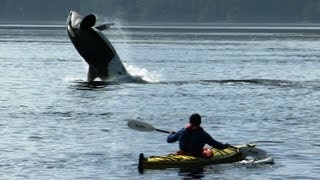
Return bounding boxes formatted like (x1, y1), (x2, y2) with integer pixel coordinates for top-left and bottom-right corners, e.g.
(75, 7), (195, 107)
(126, 120), (267, 170)
(138, 144), (259, 170)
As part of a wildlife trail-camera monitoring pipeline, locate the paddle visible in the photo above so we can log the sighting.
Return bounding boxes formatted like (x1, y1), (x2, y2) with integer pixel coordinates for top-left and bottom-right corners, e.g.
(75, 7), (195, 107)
(127, 119), (171, 133)
(127, 120), (267, 159)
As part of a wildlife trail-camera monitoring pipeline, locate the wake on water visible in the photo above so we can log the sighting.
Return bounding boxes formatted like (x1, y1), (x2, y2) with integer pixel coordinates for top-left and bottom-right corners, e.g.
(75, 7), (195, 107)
(238, 157), (274, 166)
(65, 66), (320, 90)
(64, 57), (320, 89)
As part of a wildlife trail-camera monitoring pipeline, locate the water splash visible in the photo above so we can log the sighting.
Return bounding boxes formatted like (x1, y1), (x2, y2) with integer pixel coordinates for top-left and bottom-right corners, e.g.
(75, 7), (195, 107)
(125, 63), (161, 83)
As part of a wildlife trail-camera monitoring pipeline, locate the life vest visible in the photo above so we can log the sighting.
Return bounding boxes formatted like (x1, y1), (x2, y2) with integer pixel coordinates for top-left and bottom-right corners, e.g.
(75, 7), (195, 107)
(179, 124), (213, 158)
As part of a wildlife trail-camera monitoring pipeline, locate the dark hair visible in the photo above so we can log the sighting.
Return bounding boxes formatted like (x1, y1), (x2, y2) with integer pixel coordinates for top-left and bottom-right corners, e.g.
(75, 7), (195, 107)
(189, 113), (201, 126)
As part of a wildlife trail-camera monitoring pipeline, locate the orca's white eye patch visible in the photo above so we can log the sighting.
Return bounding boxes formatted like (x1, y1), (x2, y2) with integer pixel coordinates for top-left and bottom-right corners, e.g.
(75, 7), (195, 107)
(69, 11), (82, 30)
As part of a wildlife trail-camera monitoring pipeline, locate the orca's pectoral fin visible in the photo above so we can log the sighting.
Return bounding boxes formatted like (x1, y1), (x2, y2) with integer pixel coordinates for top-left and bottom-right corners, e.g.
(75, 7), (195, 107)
(95, 23), (115, 31)
(80, 14), (96, 29)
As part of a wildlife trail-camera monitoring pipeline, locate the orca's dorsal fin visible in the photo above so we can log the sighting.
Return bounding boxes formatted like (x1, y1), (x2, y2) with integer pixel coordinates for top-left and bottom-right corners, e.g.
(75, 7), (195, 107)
(80, 14), (96, 29)
(95, 23), (115, 31)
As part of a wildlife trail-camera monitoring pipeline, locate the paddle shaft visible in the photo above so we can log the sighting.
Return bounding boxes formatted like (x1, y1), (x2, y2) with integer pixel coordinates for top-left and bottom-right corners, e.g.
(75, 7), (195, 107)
(155, 128), (170, 134)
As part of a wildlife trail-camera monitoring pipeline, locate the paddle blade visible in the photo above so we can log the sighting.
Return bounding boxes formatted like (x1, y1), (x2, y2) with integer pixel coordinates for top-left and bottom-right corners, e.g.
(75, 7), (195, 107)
(127, 120), (156, 132)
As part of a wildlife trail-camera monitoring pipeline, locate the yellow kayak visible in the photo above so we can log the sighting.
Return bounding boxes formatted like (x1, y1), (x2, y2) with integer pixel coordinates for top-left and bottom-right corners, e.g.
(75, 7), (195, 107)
(138, 144), (263, 170)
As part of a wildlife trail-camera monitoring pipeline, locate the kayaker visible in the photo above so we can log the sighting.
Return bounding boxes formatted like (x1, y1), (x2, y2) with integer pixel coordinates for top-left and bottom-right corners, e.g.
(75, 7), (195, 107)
(167, 113), (231, 158)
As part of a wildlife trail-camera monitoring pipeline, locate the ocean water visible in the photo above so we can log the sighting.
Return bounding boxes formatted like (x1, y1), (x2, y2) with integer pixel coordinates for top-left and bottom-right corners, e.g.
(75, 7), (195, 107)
(0, 24), (319, 179)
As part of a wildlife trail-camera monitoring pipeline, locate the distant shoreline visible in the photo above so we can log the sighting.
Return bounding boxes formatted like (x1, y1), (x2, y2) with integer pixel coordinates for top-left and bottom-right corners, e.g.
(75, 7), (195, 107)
(1, 21), (320, 33)
(1, 20), (320, 27)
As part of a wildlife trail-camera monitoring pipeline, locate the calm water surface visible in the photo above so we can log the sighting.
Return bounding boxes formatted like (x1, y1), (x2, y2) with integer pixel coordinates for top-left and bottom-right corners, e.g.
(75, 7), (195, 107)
(0, 25), (320, 179)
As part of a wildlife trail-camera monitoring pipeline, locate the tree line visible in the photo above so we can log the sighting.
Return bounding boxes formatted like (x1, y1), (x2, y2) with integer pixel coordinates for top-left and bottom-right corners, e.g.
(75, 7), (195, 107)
(1, 0), (320, 23)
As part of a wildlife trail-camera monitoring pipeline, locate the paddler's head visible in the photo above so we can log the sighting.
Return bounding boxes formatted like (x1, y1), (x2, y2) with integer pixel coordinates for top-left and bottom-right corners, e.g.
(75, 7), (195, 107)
(189, 113), (201, 127)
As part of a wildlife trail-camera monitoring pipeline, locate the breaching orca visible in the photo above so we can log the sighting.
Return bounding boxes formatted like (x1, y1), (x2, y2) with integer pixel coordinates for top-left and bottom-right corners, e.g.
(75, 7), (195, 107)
(66, 11), (132, 82)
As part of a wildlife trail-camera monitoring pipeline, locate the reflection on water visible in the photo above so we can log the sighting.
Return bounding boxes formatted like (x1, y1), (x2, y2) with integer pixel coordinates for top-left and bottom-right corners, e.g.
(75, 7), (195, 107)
(179, 167), (205, 179)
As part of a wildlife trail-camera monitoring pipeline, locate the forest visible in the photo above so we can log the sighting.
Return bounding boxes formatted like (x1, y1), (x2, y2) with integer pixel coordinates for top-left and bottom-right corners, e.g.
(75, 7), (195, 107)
(1, 0), (320, 24)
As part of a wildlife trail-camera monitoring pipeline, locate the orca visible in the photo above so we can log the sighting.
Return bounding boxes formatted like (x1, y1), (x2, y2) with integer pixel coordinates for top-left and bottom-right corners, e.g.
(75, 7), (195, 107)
(66, 11), (132, 82)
